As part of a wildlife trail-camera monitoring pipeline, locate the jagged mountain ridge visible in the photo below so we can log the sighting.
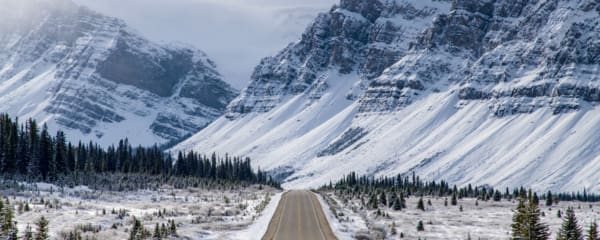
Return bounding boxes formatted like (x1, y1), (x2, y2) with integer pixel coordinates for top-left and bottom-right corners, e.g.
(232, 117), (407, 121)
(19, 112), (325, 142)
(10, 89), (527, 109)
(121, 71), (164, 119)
(0, 0), (237, 146)
(175, 0), (600, 191)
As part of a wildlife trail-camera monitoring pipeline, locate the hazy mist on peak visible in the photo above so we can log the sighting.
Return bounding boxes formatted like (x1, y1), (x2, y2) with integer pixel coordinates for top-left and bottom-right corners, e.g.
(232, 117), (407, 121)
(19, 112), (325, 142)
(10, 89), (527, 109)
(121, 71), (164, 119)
(72, 0), (337, 89)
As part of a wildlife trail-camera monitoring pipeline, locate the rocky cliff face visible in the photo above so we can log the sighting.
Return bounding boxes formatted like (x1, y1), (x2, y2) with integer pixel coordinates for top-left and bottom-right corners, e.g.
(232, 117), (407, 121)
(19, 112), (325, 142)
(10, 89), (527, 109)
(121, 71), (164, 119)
(229, 0), (600, 118)
(226, 0), (450, 117)
(0, 0), (237, 146)
(360, 0), (600, 115)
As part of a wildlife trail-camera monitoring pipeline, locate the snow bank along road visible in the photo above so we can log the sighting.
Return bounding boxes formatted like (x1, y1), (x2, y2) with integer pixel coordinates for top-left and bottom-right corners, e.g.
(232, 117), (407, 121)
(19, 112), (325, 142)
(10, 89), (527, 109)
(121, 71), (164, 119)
(262, 190), (337, 240)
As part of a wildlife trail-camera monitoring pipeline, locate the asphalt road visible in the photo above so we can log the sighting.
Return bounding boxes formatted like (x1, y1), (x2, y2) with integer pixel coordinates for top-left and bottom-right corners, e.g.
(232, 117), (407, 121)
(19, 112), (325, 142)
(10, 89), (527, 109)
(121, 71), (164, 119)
(262, 190), (337, 240)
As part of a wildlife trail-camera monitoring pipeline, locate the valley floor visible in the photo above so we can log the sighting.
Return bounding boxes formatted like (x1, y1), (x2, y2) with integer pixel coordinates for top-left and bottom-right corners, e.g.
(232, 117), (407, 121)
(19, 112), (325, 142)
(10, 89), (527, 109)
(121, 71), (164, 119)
(320, 191), (600, 239)
(1, 181), (281, 239)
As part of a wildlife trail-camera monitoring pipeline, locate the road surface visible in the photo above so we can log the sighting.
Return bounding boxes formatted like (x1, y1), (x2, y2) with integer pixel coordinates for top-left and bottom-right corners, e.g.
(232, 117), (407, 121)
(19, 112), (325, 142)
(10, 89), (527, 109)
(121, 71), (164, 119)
(262, 190), (337, 240)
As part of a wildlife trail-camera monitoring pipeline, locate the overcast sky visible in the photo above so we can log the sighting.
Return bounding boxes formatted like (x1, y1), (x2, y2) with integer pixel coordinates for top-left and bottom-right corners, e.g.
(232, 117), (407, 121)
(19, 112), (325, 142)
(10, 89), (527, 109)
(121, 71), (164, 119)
(73, 0), (336, 89)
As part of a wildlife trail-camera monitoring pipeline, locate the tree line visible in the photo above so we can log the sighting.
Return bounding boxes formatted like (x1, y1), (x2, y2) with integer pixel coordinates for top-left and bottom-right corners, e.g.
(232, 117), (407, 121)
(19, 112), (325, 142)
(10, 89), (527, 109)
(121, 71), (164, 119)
(0, 114), (279, 188)
(324, 172), (600, 203)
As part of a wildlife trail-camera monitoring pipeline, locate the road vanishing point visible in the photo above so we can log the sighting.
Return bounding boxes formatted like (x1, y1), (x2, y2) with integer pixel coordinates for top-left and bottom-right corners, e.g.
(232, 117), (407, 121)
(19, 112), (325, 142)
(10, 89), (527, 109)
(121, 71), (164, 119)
(262, 190), (337, 240)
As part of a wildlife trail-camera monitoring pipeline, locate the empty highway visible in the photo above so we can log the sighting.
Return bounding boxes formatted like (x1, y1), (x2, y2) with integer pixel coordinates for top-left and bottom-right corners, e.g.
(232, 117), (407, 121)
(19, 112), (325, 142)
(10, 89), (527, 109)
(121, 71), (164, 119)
(262, 190), (337, 240)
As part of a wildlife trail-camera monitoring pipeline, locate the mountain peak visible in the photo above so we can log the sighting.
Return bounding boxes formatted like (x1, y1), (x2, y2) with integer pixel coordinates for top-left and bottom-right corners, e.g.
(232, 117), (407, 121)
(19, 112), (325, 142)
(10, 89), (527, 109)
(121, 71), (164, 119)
(0, 0), (238, 146)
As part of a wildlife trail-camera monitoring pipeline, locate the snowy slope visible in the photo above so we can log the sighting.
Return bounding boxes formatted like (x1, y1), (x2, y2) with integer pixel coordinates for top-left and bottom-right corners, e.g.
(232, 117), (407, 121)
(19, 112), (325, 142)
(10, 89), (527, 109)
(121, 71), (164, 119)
(174, 0), (600, 192)
(0, 0), (237, 146)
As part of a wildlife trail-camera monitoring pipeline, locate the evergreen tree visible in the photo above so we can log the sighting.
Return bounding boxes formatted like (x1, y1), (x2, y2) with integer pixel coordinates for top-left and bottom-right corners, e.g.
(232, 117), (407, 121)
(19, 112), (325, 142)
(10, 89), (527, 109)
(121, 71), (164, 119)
(546, 191), (553, 206)
(417, 197), (425, 211)
(417, 220), (424, 231)
(129, 217), (144, 240)
(160, 223), (167, 238)
(38, 124), (52, 181)
(587, 221), (598, 240)
(34, 216), (49, 240)
(533, 193), (540, 206)
(511, 192), (549, 239)
(392, 196), (403, 211)
(451, 191), (458, 206)
(557, 207), (583, 240)
(493, 190), (502, 201)
(379, 191), (387, 207)
(558, 210), (562, 218)
(67, 230), (81, 240)
(511, 195), (527, 239)
(399, 192), (406, 209)
(169, 220), (177, 236)
(26, 119), (40, 178)
(153, 223), (161, 240)
(526, 193), (550, 240)
(368, 193), (378, 209)
(2, 200), (17, 239)
(53, 131), (67, 174)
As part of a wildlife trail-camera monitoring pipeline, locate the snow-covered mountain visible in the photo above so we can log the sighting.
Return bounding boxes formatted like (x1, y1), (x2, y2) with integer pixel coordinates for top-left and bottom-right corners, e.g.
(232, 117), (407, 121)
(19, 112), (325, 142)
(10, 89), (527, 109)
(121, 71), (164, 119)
(0, 0), (237, 146)
(174, 0), (600, 192)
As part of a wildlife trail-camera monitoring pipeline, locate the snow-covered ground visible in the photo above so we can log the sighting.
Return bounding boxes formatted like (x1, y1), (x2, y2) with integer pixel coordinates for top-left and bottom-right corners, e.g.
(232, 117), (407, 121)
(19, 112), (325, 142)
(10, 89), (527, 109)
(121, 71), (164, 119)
(229, 191), (282, 240)
(320, 191), (600, 239)
(1, 182), (281, 239)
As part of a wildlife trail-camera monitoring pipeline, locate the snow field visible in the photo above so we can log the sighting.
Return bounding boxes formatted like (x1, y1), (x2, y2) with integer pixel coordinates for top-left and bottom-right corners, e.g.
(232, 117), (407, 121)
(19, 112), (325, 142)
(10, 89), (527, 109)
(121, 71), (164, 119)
(320, 191), (600, 240)
(1, 182), (280, 239)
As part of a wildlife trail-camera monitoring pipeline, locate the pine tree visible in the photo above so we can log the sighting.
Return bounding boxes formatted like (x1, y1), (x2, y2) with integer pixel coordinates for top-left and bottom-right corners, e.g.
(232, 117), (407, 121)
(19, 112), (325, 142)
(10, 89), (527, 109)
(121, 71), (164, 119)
(417, 197), (425, 211)
(546, 191), (553, 206)
(511, 192), (549, 239)
(493, 190), (502, 201)
(129, 217), (143, 240)
(379, 191), (387, 207)
(417, 220), (424, 231)
(53, 131), (67, 174)
(34, 216), (49, 240)
(451, 192), (458, 206)
(399, 192), (406, 209)
(511, 195), (527, 238)
(587, 221), (598, 240)
(557, 207), (583, 240)
(368, 192), (378, 209)
(533, 193), (540, 206)
(153, 223), (161, 240)
(2, 200), (18, 240)
(160, 223), (168, 238)
(26, 119), (40, 178)
(67, 230), (81, 240)
(169, 220), (177, 236)
(558, 210), (562, 218)
(392, 196), (403, 211)
(526, 192), (550, 239)
(38, 124), (52, 181)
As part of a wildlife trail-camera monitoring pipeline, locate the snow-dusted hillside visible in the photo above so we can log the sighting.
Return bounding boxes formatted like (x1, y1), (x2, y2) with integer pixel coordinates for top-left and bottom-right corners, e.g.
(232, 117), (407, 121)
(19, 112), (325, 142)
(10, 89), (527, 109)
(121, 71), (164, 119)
(174, 0), (600, 192)
(0, 0), (237, 146)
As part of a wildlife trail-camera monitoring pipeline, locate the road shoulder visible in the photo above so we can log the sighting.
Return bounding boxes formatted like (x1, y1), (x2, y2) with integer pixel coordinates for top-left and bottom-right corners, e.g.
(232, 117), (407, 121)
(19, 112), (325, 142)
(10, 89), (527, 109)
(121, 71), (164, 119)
(230, 192), (283, 240)
(310, 191), (338, 240)
(261, 191), (289, 240)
